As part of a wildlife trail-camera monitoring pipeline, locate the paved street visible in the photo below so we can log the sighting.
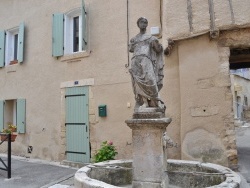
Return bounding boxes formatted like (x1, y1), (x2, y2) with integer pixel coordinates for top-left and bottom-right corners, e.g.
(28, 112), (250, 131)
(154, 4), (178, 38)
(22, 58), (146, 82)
(236, 123), (250, 187)
(0, 155), (76, 188)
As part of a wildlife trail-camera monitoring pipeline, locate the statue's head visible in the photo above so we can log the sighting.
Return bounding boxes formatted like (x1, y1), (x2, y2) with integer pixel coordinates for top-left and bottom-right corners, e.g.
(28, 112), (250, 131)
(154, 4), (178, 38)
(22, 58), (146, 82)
(137, 17), (148, 29)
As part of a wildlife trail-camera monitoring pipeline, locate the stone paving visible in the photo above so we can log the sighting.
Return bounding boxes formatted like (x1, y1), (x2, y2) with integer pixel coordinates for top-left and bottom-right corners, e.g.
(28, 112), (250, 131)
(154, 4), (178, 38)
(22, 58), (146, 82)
(236, 123), (250, 187)
(0, 155), (76, 188)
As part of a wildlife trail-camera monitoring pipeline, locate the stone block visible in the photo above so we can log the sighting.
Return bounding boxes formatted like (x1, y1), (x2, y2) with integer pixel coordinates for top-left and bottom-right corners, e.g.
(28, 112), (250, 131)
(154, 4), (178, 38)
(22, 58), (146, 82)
(164, 0), (190, 39)
(132, 181), (162, 188)
(126, 117), (171, 187)
(191, 0), (210, 33)
(197, 78), (214, 89)
(213, 0), (232, 29)
(232, 0), (250, 25)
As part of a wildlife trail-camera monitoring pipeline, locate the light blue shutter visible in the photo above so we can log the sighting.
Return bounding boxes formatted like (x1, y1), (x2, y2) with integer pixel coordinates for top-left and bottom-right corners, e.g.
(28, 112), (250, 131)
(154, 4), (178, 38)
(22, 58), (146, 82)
(82, 0), (87, 51)
(0, 31), (5, 67)
(0, 100), (4, 131)
(52, 13), (64, 57)
(18, 22), (24, 63)
(16, 99), (26, 134)
(65, 87), (90, 163)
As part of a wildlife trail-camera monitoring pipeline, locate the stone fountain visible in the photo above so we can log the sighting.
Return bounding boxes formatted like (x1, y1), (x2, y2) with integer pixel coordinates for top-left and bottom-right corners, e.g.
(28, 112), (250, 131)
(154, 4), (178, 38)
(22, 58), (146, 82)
(74, 17), (242, 188)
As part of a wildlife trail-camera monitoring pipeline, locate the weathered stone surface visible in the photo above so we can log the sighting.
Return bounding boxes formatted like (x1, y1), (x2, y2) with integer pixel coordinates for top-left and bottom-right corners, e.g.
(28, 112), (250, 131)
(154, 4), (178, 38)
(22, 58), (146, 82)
(164, 0), (190, 39)
(182, 129), (227, 165)
(191, 0), (210, 34)
(164, 0), (250, 39)
(74, 159), (241, 188)
(213, 0), (233, 29)
(132, 181), (162, 188)
(197, 78), (214, 89)
(167, 159), (241, 188)
(133, 112), (164, 119)
(126, 118), (171, 187)
(232, 0), (250, 25)
(190, 105), (219, 117)
(129, 17), (165, 112)
(126, 118), (172, 129)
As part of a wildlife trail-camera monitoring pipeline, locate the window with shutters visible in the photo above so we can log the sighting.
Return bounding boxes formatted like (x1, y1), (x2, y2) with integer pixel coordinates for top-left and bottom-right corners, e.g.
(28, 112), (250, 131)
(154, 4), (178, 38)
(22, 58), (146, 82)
(0, 99), (26, 134)
(4, 100), (17, 127)
(0, 22), (25, 68)
(64, 8), (84, 55)
(52, 1), (88, 60)
(6, 28), (19, 65)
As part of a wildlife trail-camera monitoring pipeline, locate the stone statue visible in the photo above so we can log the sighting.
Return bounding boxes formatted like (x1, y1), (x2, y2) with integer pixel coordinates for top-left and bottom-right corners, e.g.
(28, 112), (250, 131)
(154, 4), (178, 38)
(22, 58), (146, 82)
(129, 17), (165, 112)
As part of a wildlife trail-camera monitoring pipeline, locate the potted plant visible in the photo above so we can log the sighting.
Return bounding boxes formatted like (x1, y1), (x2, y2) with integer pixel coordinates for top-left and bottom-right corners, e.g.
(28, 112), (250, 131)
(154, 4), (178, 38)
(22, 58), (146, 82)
(93, 141), (118, 163)
(1, 124), (17, 142)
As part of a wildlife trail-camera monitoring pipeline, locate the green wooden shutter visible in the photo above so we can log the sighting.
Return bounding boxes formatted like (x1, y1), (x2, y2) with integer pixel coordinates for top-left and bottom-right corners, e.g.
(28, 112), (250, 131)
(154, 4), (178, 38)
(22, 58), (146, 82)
(16, 99), (26, 134)
(82, 0), (87, 51)
(65, 87), (90, 163)
(0, 31), (5, 67)
(52, 13), (64, 57)
(18, 22), (25, 63)
(0, 100), (4, 131)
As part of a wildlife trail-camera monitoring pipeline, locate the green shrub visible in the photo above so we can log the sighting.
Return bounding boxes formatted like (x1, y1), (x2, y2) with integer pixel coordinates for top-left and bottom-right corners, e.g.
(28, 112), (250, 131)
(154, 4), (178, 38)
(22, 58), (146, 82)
(93, 141), (118, 163)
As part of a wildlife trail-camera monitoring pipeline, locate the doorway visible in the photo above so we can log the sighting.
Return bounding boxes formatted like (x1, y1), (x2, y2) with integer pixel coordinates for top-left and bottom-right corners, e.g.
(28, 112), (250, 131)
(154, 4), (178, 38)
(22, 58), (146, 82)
(230, 47), (250, 183)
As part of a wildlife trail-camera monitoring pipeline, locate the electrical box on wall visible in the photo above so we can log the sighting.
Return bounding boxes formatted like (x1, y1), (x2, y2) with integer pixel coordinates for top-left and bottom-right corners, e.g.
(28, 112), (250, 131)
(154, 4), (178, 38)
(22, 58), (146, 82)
(150, 27), (160, 35)
(98, 105), (107, 117)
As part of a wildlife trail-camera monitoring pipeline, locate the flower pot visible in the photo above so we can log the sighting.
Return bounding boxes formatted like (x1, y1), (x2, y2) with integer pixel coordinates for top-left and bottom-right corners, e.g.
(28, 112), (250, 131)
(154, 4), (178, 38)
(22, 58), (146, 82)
(10, 128), (17, 132)
(9, 60), (18, 65)
(1, 134), (17, 142)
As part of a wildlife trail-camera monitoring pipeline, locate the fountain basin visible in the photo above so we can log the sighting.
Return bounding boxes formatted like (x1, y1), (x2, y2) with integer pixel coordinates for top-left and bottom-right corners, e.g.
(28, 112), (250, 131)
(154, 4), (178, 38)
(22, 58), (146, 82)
(74, 159), (241, 188)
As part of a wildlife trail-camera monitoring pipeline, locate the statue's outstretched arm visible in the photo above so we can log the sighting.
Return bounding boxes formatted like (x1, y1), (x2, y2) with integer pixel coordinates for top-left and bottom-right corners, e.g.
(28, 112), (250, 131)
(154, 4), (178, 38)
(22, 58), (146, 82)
(151, 39), (163, 53)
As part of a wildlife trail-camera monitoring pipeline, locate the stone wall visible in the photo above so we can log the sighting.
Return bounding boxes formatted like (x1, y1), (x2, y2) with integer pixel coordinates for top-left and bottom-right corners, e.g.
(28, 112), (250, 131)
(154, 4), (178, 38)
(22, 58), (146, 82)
(163, 0), (250, 40)
(166, 34), (236, 167)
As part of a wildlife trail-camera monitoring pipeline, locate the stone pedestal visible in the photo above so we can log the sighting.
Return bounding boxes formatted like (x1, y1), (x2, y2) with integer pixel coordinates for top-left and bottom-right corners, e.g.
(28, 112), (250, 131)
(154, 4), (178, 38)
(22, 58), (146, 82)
(126, 112), (171, 188)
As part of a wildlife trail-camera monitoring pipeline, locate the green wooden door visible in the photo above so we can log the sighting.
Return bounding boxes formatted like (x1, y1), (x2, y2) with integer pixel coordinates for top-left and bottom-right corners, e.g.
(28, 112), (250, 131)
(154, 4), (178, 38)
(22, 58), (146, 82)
(65, 86), (89, 163)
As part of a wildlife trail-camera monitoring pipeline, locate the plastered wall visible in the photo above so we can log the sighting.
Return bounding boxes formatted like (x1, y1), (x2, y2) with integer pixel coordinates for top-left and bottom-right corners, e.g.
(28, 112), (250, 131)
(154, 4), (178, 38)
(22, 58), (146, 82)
(0, 0), (162, 161)
(0, 0), (246, 168)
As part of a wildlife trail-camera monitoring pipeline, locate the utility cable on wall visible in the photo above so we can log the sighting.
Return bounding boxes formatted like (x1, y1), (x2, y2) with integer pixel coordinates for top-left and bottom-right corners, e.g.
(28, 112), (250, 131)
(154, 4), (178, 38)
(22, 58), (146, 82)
(125, 0), (130, 68)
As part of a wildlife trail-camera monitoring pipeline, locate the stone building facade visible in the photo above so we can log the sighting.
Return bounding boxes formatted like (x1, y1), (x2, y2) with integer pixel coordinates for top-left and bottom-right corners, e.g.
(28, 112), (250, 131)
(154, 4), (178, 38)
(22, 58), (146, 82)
(163, 0), (250, 168)
(231, 69), (250, 123)
(0, 0), (249, 168)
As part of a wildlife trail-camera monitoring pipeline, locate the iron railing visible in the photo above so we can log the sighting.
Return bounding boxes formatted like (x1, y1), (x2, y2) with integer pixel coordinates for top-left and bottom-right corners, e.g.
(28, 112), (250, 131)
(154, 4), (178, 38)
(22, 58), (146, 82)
(0, 133), (12, 179)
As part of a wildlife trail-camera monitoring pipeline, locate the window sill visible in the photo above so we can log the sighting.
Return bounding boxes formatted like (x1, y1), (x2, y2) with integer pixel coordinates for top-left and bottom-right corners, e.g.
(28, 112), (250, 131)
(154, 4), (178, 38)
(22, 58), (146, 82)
(60, 50), (90, 63)
(6, 63), (18, 73)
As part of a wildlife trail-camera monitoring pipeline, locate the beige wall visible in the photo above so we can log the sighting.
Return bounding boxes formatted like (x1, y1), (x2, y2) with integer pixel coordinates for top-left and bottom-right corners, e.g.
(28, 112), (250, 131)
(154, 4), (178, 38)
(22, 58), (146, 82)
(0, 0), (162, 161)
(177, 35), (234, 166)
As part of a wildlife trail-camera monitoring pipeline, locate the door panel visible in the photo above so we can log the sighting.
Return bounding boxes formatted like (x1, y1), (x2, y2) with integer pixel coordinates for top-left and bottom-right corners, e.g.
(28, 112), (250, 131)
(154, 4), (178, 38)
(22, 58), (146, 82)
(65, 86), (89, 163)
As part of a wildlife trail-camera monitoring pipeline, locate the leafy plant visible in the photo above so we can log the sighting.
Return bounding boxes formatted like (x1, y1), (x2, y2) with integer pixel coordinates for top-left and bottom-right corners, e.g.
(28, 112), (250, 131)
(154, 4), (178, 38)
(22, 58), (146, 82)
(93, 141), (118, 163)
(2, 123), (17, 134)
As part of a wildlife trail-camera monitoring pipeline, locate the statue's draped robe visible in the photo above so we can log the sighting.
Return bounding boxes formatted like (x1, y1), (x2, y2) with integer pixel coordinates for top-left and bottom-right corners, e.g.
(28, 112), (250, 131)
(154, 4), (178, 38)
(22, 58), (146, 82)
(129, 33), (164, 106)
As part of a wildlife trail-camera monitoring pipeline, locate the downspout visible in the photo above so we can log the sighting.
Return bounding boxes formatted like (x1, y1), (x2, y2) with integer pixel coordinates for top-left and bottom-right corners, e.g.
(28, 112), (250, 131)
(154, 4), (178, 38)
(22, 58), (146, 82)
(125, 0), (130, 68)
